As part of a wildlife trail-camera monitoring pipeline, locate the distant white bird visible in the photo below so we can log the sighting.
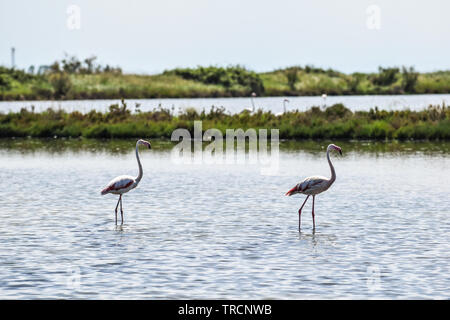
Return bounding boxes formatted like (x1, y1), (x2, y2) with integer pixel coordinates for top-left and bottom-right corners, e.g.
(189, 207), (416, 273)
(242, 92), (257, 113)
(101, 139), (151, 225)
(286, 144), (342, 230)
(276, 98), (290, 116)
(322, 93), (327, 108)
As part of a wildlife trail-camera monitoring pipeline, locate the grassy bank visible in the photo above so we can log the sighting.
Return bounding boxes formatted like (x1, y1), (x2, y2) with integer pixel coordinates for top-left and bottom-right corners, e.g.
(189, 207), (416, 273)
(1, 57), (450, 100)
(0, 102), (448, 140)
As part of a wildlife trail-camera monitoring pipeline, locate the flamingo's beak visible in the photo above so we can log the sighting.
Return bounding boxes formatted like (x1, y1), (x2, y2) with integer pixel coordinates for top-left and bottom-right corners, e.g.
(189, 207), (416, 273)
(339, 149), (342, 156)
(148, 143), (152, 149)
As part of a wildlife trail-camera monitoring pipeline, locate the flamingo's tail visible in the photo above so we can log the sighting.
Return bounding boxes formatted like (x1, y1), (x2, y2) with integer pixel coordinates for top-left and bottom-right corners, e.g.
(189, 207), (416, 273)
(285, 185), (298, 196)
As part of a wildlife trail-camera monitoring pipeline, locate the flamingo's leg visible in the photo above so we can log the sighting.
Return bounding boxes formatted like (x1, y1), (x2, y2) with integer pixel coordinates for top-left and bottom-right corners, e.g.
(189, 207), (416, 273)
(120, 195), (124, 225)
(114, 196), (121, 225)
(298, 195), (310, 231)
(312, 195), (316, 229)
(120, 195), (123, 225)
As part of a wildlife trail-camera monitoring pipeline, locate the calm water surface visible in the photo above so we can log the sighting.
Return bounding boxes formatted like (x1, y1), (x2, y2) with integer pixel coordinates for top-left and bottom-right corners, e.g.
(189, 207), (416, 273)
(0, 139), (449, 299)
(1, 94), (449, 114)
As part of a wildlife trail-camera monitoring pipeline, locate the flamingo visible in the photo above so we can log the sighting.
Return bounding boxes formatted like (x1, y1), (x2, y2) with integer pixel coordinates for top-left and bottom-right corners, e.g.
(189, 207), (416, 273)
(321, 93), (327, 109)
(276, 98), (290, 116)
(100, 139), (151, 225)
(286, 144), (342, 231)
(242, 92), (257, 113)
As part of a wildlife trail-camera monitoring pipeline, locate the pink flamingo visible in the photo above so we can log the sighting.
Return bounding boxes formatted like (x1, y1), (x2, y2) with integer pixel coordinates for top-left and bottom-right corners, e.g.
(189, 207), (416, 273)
(101, 139), (151, 224)
(286, 144), (342, 230)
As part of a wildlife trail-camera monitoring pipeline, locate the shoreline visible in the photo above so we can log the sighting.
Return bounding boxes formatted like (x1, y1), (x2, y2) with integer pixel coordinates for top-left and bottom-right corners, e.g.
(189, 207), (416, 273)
(1, 137), (449, 154)
(2, 91), (450, 102)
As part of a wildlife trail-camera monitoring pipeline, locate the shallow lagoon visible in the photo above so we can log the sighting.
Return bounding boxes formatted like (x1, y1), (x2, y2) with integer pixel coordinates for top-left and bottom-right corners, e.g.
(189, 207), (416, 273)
(1, 93), (449, 114)
(0, 139), (449, 298)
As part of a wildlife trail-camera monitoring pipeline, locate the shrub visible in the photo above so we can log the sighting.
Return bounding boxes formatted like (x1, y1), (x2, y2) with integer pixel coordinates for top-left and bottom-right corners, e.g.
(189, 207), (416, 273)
(285, 68), (299, 91)
(401, 66), (418, 93)
(0, 74), (13, 91)
(165, 66), (265, 95)
(324, 104), (352, 120)
(372, 67), (399, 86)
(49, 72), (72, 98)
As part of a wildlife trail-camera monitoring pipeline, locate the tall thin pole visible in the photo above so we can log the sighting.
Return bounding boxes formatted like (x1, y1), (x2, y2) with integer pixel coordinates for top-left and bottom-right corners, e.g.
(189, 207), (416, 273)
(11, 47), (15, 68)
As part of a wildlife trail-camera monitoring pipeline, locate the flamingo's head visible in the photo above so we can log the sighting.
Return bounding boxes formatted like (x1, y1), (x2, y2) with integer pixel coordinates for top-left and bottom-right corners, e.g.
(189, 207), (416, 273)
(328, 144), (342, 155)
(138, 139), (152, 149)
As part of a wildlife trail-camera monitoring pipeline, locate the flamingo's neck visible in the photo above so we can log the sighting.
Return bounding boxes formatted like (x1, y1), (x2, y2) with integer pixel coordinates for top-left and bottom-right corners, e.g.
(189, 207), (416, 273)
(135, 142), (143, 184)
(327, 147), (336, 187)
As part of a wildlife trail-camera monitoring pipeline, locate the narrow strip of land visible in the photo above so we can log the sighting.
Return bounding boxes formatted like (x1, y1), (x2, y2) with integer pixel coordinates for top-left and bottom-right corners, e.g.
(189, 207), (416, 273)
(1, 59), (449, 100)
(1, 102), (448, 140)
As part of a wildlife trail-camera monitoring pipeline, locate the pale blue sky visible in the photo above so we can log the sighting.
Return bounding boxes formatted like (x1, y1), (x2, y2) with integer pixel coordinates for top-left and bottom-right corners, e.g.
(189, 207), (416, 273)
(1, 0), (449, 74)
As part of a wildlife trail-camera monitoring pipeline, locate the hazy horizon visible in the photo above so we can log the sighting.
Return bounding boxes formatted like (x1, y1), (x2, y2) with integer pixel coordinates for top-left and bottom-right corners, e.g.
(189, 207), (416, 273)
(1, 0), (449, 74)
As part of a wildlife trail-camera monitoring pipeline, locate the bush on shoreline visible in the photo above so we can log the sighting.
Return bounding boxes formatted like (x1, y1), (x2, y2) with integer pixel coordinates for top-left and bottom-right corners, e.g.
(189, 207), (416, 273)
(163, 66), (265, 96)
(0, 102), (448, 140)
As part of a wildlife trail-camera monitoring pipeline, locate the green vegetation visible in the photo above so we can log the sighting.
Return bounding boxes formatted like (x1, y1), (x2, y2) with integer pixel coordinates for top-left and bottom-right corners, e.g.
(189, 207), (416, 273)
(163, 66), (264, 95)
(0, 55), (449, 100)
(261, 65), (449, 96)
(372, 67), (399, 86)
(285, 67), (300, 91)
(1, 101), (448, 140)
